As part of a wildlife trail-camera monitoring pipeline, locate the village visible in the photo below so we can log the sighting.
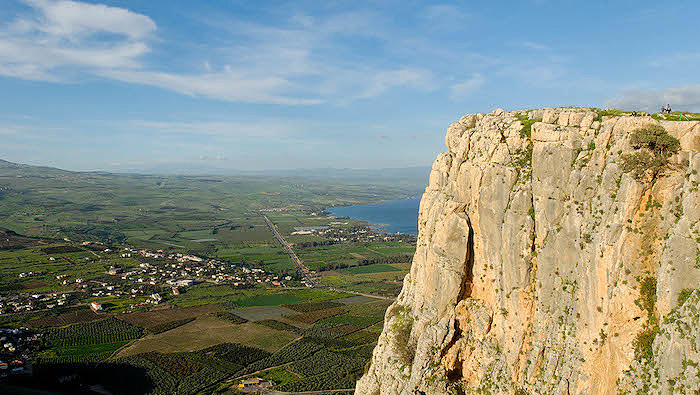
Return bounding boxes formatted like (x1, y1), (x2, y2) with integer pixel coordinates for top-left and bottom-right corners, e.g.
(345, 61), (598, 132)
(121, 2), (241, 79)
(0, 215), (419, 319)
(0, 246), (292, 317)
(291, 217), (416, 244)
(0, 327), (41, 378)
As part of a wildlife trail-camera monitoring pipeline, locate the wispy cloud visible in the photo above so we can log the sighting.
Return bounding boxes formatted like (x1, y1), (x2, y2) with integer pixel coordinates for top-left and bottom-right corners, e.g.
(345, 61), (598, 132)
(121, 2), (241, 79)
(192, 11), (434, 104)
(351, 68), (436, 100)
(521, 40), (550, 50)
(449, 73), (485, 100)
(648, 52), (700, 68)
(128, 119), (307, 138)
(422, 4), (469, 25)
(104, 70), (323, 105)
(606, 85), (700, 112)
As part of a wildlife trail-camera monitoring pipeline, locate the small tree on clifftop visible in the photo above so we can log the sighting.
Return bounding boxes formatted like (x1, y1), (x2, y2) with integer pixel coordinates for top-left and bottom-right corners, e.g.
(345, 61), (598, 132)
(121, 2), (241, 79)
(621, 124), (680, 180)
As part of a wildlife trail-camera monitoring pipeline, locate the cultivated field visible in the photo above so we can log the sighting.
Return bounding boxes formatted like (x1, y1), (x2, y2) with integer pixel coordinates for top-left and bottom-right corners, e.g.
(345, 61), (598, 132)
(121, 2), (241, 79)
(0, 161), (425, 393)
(118, 304), (221, 329)
(117, 315), (297, 356)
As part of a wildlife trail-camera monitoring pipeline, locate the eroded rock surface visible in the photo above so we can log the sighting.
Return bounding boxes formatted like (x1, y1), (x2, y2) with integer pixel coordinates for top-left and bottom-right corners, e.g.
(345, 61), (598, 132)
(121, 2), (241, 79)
(356, 108), (700, 394)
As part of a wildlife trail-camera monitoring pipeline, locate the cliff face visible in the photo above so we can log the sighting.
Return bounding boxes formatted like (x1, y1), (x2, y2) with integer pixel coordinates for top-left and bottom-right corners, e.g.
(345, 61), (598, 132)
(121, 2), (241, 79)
(356, 108), (700, 394)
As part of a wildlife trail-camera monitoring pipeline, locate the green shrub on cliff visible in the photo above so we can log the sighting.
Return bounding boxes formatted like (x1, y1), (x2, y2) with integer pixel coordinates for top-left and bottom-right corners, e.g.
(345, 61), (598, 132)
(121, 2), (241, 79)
(388, 305), (415, 366)
(633, 276), (659, 364)
(633, 324), (658, 362)
(516, 114), (536, 138)
(621, 125), (680, 180)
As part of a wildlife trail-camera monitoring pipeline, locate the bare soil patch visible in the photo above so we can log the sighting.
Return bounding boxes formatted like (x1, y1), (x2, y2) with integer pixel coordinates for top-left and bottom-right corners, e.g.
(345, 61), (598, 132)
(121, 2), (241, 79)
(22, 280), (48, 289)
(117, 316), (296, 357)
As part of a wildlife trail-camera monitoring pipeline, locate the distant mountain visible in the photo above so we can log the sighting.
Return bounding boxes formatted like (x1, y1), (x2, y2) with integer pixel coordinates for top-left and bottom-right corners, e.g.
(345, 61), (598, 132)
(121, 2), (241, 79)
(244, 166), (431, 190)
(0, 158), (430, 191)
(0, 158), (73, 175)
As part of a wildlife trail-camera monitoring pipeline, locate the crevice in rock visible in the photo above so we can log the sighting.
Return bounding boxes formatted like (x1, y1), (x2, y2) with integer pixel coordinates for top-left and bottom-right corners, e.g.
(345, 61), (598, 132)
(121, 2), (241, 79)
(527, 192), (536, 283)
(442, 214), (476, 383)
(444, 320), (464, 381)
(513, 190), (539, 384)
(532, 345), (547, 381)
(458, 216), (475, 301)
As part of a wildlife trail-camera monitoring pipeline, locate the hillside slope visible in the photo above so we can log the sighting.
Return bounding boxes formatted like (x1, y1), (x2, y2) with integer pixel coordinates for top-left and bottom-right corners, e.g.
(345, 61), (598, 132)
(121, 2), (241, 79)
(357, 108), (700, 394)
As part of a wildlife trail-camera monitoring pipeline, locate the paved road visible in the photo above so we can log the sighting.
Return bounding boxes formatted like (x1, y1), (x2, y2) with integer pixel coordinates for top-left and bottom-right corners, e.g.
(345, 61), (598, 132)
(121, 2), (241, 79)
(262, 215), (396, 302)
(324, 286), (395, 301)
(263, 215), (316, 286)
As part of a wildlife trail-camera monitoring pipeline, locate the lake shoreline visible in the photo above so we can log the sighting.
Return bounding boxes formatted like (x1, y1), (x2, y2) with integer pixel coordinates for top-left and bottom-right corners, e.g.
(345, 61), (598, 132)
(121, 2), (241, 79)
(325, 196), (421, 235)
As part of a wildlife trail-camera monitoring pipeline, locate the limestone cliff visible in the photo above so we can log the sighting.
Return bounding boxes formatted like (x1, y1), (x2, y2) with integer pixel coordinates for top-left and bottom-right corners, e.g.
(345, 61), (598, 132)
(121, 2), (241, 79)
(356, 108), (700, 394)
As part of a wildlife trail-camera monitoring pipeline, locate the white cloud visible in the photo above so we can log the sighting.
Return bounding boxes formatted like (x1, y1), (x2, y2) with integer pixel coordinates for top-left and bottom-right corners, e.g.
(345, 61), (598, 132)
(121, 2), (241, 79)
(0, 3), (434, 104)
(104, 70), (322, 105)
(449, 73), (485, 100)
(606, 85), (700, 112)
(22, 0), (156, 40)
(0, 0), (154, 80)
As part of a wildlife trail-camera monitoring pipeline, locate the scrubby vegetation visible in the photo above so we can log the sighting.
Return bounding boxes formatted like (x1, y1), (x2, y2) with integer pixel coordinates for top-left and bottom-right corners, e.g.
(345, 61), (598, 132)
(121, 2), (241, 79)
(651, 111), (700, 121)
(633, 325), (658, 362)
(513, 144), (533, 182)
(676, 288), (695, 307)
(516, 114), (537, 138)
(636, 276), (657, 319)
(633, 277), (659, 364)
(592, 108), (628, 122)
(388, 304), (415, 366)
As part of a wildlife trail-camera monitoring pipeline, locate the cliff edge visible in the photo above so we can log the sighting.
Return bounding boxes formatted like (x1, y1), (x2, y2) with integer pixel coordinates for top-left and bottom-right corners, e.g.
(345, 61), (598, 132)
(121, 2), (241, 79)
(356, 108), (700, 394)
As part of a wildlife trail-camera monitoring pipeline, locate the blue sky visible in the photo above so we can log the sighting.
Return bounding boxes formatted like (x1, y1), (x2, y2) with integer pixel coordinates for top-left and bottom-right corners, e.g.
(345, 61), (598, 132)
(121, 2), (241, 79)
(1, 0), (699, 172)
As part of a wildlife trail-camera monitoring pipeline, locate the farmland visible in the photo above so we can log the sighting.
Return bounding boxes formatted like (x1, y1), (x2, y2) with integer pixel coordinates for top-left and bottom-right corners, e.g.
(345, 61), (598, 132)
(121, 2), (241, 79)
(0, 159), (424, 251)
(0, 160), (424, 392)
(0, 224), (413, 392)
(12, 290), (395, 393)
(26, 293), (383, 392)
(117, 314), (298, 356)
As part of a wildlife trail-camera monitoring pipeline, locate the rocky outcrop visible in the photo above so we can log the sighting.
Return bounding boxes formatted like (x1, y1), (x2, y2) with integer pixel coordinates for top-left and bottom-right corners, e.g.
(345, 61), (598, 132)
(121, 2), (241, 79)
(356, 108), (700, 394)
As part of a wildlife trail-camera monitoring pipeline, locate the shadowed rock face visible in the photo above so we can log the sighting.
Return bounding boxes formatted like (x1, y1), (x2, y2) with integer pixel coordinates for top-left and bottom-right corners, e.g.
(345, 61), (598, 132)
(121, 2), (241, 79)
(356, 108), (700, 394)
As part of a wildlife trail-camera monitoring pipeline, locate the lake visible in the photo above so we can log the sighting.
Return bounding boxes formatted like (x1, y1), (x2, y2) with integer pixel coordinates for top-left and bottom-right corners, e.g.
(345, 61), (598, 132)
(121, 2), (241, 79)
(327, 196), (421, 235)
